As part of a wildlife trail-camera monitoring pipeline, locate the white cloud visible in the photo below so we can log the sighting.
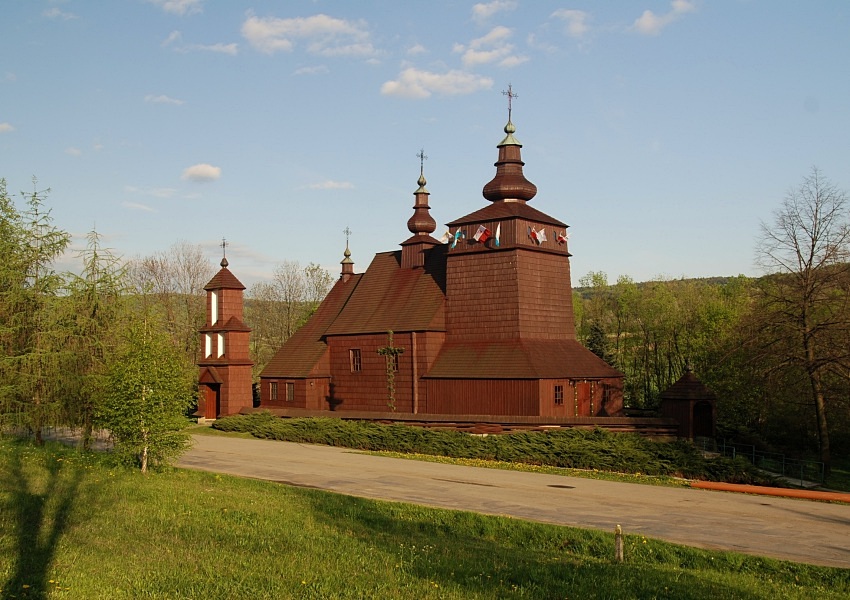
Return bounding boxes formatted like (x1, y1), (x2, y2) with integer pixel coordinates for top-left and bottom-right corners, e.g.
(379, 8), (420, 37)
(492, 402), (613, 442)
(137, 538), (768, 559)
(407, 44), (427, 56)
(192, 42), (238, 55)
(454, 26), (527, 68)
(43, 8), (78, 20)
(632, 0), (696, 36)
(381, 68), (493, 99)
(0, 122), (14, 133)
(305, 180), (355, 190)
(472, 1), (517, 24)
(162, 30), (182, 47)
(182, 163), (221, 182)
(145, 94), (185, 105)
(552, 9), (590, 38)
(122, 201), (156, 212)
(241, 14), (376, 58)
(147, 0), (203, 16)
(65, 147), (82, 157)
(294, 65), (329, 76)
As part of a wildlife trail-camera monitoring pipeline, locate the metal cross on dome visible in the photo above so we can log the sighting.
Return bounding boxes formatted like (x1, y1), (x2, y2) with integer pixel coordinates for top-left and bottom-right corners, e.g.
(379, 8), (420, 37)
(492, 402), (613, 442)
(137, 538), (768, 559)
(417, 148), (428, 176)
(343, 226), (351, 245)
(502, 84), (518, 121)
(220, 237), (228, 258)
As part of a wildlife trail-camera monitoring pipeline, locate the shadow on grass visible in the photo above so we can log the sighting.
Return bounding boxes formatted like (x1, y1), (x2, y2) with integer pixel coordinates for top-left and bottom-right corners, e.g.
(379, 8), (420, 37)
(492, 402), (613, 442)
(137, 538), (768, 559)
(297, 489), (777, 600)
(1, 441), (85, 600)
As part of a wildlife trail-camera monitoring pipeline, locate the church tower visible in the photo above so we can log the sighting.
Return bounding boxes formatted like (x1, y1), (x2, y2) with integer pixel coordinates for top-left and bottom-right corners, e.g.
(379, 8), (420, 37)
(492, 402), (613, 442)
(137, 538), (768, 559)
(197, 249), (253, 419)
(443, 88), (576, 342)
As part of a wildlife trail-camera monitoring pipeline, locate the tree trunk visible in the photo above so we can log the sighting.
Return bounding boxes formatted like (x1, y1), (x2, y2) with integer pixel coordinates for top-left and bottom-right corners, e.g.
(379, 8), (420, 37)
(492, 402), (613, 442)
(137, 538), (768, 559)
(141, 429), (149, 474)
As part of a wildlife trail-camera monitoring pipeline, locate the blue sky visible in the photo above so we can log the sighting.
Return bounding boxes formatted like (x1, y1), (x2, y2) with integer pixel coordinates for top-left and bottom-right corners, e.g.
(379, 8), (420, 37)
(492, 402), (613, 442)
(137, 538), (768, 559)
(2, 0), (849, 287)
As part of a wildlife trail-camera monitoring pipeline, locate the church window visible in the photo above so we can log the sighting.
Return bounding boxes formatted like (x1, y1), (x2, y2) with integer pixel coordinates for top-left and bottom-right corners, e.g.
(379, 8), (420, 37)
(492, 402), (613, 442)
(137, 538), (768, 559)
(204, 334), (212, 358)
(217, 333), (225, 357)
(350, 349), (362, 372)
(270, 382), (278, 401)
(286, 382), (294, 402)
(210, 291), (218, 325)
(554, 385), (564, 406)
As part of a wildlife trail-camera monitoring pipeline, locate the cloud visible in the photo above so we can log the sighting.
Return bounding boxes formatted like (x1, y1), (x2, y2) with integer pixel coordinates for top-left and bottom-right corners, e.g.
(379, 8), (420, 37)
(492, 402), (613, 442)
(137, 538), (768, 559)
(552, 9), (590, 38)
(241, 14), (376, 57)
(305, 180), (355, 190)
(454, 26), (527, 68)
(181, 163), (221, 182)
(161, 30), (237, 54)
(381, 68), (493, 99)
(407, 44), (427, 56)
(43, 7), (78, 20)
(0, 122), (14, 133)
(632, 0), (696, 36)
(147, 0), (203, 16)
(124, 186), (177, 198)
(145, 94), (185, 105)
(65, 147), (82, 157)
(122, 201), (157, 212)
(294, 65), (329, 76)
(472, 1), (517, 24)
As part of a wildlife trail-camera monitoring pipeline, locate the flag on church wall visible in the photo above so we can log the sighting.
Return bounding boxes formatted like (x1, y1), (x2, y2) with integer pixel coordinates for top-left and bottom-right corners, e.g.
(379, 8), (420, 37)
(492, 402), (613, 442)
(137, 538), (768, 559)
(439, 229), (452, 244)
(450, 228), (464, 249)
(537, 228), (547, 243)
(495, 223), (501, 247)
(473, 225), (491, 243)
(529, 227), (538, 244)
(557, 230), (568, 244)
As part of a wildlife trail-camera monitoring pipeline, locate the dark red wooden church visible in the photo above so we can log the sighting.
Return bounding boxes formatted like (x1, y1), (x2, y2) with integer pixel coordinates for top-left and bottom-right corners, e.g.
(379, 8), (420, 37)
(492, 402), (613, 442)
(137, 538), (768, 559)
(257, 109), (625, 418)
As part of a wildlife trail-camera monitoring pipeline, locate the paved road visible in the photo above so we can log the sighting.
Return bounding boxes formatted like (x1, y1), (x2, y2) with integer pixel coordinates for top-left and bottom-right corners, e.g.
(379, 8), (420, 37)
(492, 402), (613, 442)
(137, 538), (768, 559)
(178, 434), (850, 569)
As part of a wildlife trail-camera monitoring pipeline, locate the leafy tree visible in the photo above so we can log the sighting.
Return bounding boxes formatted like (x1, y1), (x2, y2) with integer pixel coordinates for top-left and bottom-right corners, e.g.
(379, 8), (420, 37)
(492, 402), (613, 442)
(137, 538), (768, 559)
(0, 179), (70, 444)
(754, 167), (850, 474)
(98, 306), (195, 473)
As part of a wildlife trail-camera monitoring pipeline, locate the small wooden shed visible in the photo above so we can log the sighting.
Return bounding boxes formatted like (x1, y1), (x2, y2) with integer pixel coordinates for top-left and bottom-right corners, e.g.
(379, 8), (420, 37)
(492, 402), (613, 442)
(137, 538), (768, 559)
(660, 363), (716, 440)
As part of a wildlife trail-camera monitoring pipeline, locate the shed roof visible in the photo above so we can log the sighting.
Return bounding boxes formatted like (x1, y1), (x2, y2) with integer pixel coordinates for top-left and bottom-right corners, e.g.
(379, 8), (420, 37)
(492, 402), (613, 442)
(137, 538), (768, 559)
(424, 339), (624, 380)
(659, 368), (716, 401)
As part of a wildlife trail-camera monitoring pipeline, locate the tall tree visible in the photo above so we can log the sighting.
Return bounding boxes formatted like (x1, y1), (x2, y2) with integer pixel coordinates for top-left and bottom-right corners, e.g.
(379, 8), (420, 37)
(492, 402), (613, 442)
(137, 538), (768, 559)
(64, 229), (128, 449)
(0, 179), (70, 444)
(755, 167), (850, 474)
(98, 305), (195, 473)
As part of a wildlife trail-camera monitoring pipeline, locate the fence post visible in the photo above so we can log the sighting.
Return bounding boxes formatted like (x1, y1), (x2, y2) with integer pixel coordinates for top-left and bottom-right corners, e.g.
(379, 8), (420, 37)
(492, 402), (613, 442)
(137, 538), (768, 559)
(615, 525), (624, 563)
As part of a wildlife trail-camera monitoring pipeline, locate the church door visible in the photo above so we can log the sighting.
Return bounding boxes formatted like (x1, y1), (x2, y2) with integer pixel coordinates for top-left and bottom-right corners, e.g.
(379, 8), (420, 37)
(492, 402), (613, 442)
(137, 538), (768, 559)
(204, 384), (220, 419)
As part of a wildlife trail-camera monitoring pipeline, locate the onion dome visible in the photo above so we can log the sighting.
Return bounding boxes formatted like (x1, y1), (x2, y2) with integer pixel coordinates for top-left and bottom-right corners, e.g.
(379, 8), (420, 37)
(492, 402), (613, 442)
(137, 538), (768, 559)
(482, 118), (538, 203)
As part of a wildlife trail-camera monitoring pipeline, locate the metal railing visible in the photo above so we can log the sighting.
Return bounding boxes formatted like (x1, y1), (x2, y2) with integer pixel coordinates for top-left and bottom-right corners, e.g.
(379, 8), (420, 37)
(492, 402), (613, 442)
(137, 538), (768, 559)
(696, 438), (824, 485)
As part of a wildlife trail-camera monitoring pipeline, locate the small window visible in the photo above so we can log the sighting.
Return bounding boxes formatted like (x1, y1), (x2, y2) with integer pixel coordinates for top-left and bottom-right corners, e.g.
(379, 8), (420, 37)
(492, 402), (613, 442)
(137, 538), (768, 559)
(217, 333), (225, 358)
(204, 334), (212, 358)
(286, 382), (294, 402)
(554, 385), (564, 406)
(270, 382), (278, 401)
(387, 354), (399, 372)
(350, 349), (362, 372)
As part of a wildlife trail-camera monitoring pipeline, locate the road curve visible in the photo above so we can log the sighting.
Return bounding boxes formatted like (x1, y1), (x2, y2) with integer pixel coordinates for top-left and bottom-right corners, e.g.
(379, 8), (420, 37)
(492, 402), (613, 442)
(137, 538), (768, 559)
(178, 434), (850, 569)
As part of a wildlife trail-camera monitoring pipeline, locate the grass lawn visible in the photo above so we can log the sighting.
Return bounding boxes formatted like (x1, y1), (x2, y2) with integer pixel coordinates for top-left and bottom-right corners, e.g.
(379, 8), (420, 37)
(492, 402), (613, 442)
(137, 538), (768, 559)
(1, 438), (847, 600)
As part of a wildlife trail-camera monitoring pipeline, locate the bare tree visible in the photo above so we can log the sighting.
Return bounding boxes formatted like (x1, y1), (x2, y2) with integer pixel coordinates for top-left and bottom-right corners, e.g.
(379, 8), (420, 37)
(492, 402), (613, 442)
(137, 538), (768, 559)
(755, 167), (850, 474)
(127, 241), (214, 364)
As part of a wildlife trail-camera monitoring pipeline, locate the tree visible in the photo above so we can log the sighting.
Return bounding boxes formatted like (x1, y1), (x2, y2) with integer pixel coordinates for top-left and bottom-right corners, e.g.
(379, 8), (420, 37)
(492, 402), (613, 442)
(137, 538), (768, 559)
(64, 229), (128, 449)
(755, 167), (850, 474)
(98, 306), (195, 473)
(0, 179), (70, 444)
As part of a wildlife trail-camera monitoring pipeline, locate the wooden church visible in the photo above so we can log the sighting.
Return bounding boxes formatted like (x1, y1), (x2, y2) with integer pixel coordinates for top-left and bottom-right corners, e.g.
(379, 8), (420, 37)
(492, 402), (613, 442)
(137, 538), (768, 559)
(255, 105), (625, 418)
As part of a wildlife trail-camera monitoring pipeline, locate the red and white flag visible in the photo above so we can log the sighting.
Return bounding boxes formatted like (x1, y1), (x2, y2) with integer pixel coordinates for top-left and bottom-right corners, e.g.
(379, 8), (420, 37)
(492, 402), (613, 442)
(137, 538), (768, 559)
(473, 225), (491, 243)
(537, 228), (547, 243)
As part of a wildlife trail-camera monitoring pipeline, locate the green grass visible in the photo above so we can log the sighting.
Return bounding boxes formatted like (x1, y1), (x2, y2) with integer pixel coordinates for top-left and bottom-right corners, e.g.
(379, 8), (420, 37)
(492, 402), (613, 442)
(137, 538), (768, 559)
(2, 438), (848, 599)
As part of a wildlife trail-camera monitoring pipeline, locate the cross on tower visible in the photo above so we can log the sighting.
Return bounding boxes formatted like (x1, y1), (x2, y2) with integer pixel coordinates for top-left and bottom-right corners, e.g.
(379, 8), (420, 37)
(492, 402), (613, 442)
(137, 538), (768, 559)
(343, 226), (352, 246)
(220, 237), (229, 258)
(502, 83), (518, 121)
(417, 148), (428, 176)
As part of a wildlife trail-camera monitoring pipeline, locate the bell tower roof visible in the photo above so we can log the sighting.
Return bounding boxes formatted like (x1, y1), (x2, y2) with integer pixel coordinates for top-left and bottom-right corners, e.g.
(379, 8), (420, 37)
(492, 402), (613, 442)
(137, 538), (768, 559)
(482, 85), (537, 203)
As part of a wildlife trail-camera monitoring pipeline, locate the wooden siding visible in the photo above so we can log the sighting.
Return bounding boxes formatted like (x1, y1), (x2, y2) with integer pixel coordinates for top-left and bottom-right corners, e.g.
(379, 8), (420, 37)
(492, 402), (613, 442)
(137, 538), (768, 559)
(424, 379), (540, 415)
(445, 249), (576, 342)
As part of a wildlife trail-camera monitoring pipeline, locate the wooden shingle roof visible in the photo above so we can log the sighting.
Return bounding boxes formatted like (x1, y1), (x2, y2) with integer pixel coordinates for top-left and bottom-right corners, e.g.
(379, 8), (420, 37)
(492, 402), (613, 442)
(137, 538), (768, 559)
(260, 274), (362, 378)
(447, 201), (567, 228)
(424, 339), (623, 380)
(324, 247), (447, 335)
(204, 267), (246, 291)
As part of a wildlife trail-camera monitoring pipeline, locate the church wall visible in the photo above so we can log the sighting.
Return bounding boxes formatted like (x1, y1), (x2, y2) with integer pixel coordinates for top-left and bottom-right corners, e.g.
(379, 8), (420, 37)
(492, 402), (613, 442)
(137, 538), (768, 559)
(424, 379), (539, 415)
(218, 364), (253, 416)
(515, 252), (576, 339)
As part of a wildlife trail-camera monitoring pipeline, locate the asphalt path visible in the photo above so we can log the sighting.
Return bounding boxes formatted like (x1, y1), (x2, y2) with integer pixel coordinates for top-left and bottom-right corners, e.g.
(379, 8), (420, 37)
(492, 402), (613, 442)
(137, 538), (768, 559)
(178, 434), (850, 569)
